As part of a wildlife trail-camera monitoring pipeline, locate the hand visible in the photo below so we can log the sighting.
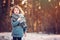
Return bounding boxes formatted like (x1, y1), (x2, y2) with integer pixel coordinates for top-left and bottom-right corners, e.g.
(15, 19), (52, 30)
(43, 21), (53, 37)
(24, 32), (27, 37)
(17, 18), (21, 21)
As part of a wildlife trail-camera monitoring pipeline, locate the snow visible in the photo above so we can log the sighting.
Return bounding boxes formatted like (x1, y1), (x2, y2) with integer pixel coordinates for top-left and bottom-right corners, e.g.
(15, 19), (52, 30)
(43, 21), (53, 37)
(0, 32), (60, 40)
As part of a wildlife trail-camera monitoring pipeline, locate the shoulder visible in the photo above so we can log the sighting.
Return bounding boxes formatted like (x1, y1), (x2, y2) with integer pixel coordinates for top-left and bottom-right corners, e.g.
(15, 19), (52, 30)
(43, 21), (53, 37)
(19, 13), (24, 17)
(11, 14), (15, 17)
(19, 13), (24, 16)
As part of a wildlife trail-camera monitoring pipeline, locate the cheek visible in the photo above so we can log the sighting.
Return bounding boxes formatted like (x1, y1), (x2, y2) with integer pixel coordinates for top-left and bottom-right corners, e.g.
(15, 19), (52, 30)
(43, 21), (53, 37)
(14, 10), (16, 13)
(17, 10), (19, 13)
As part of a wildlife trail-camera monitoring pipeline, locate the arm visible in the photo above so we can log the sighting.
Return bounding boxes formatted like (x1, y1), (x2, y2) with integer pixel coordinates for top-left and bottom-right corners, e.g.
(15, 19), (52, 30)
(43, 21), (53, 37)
(22, 18), (27, 33)
(11, 18), (20, 27)
(19, 13), (27, 33)
(17, 5), (25, 15)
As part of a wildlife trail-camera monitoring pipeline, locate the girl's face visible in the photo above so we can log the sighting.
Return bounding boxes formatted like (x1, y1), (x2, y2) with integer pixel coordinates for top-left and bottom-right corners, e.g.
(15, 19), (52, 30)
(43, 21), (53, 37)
(14, 7), (19, 15)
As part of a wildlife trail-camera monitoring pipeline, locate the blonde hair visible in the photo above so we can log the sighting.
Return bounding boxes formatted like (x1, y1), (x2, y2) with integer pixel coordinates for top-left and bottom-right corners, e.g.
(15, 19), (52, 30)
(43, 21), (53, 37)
(10, 5), (24, 16)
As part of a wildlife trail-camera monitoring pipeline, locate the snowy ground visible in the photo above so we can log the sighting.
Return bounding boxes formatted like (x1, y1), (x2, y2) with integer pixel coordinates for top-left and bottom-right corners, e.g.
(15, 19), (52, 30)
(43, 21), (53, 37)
(0, 32), (60, 40)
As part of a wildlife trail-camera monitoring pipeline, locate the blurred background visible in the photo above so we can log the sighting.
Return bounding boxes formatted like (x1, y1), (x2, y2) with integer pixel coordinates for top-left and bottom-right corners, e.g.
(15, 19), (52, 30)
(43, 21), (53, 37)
(0, 0), (60, 34)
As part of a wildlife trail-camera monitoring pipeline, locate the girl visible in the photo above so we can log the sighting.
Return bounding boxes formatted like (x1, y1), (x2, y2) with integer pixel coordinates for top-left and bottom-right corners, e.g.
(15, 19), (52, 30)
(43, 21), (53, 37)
(11, 5), (27, 40)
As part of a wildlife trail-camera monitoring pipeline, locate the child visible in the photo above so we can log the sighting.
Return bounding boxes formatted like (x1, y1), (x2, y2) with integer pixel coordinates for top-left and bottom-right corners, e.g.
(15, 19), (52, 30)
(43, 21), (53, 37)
(11, 5), (27, 40)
